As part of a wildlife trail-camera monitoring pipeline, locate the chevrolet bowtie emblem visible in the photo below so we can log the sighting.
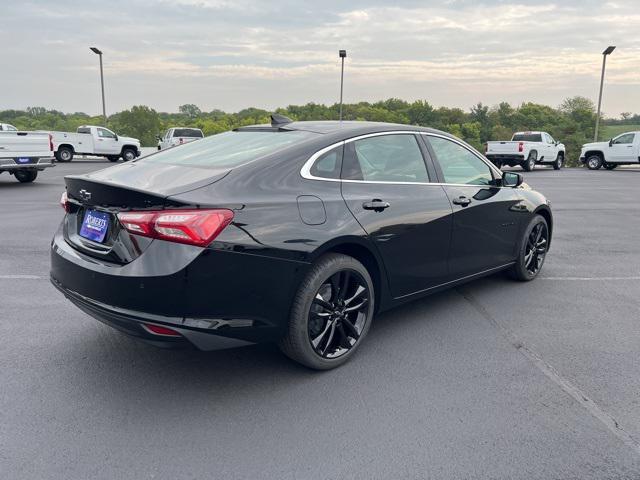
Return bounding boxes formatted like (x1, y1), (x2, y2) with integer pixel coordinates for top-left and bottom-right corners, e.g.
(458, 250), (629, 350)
(79, 189), (92, 201)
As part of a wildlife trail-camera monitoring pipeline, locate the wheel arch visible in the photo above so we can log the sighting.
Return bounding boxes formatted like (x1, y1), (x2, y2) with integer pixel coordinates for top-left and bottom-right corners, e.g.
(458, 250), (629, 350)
(311, 237), (390, 313)
(57, 143), (75, 153)
(584, 150), (604, 160)
(120, 144), (138, 155)
(534, 206), (553, 247)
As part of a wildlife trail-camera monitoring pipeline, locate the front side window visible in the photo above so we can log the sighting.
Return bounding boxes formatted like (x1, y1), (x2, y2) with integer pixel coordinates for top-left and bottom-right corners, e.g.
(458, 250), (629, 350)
(5, 124), (17, 131)
(309, 146), (342, 179)
(428, 136), (494, 186)
(613, 133), (635, 145)
(546, 133), (555, 144)
(141, 130), (316, 169)
(343, 134), (428, 183)
(97, 128), (116, 139)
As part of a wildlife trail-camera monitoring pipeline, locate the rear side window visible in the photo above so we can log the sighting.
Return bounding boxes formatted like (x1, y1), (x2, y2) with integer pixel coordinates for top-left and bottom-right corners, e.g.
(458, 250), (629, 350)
(428, 136), (494, 186)
(512, 133), (542, 142)
(173, 128), (203, 138)
(141, 130), (315, 169)
(309, 146), (342, 179)
(343, 134), (428, 183)
(78, 127), (91, 134)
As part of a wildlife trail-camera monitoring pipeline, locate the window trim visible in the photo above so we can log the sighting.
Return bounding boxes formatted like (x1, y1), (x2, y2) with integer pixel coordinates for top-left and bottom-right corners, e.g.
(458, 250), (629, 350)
(300, 130), (503, 187)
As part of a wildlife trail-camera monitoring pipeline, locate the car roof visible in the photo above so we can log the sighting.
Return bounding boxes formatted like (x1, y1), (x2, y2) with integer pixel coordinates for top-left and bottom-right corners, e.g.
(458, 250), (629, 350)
(237, 120), (451, 141)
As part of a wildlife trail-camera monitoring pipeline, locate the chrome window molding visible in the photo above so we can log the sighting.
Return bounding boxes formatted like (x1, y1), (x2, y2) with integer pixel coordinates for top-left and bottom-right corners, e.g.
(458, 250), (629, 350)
(300, 130), (505, 187)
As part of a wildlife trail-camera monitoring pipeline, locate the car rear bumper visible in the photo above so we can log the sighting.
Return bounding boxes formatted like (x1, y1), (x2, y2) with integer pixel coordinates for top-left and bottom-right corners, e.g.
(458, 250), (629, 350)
(50, 225), (308, 350)
(0, 158), (55, 171)
(485, 154), (525, 163)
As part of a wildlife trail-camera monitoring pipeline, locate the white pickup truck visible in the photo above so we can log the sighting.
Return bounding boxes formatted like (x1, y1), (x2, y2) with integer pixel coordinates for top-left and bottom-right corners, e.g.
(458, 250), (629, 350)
(485, 131), (565, 171)
(157, 127), (204, 150)
(580, 131), (640, 170)
(0, 130), (55, 183)
(50, 125), (141, 163)
(0, 123), (18, 131)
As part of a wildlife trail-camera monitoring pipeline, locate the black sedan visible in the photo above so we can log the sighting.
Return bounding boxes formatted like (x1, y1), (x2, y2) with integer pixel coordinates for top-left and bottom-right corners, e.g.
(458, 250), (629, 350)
(51, 117), (552, 370)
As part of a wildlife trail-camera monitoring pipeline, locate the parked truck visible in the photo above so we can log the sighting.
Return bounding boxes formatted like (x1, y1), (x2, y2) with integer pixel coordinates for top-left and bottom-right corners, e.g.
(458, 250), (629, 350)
(157, 127), (204, 150)
(0, 130), (55, 183)
(49, 125), (141, 163)
(0, 123), (18, 131)
(485, 131), (565, 171)
(580, 131), (640, 170)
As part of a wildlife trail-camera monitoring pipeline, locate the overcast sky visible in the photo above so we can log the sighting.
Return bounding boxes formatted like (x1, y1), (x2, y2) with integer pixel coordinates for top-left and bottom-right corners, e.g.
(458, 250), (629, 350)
(2, 0), (639, 116)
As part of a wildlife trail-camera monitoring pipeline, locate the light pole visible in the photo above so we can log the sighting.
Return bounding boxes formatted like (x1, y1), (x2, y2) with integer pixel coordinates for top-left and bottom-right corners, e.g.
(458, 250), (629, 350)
(90, 47), (107, 124)
(339, 49), (346, 121)
(594, 45), (615, 141)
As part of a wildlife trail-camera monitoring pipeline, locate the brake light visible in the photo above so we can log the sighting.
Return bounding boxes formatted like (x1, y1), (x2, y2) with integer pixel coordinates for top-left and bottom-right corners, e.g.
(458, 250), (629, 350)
(60, 191), (70, 212)
(518, 142), (524, 152)
(142, 323), (182, 337)
(49, 133), (54, 152)
(117, 209), (234, 247)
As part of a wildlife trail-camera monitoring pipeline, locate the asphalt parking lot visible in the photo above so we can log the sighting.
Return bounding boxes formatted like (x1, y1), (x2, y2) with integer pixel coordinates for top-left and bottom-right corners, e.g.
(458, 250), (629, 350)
(1, 160), (639, 479)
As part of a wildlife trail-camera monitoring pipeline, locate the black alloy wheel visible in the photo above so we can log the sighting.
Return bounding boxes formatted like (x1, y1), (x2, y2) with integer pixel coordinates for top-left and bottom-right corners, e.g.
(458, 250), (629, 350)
(308, 270), (370, 359)
(280, 253), (374, 370)
(508, 215), (549, 281)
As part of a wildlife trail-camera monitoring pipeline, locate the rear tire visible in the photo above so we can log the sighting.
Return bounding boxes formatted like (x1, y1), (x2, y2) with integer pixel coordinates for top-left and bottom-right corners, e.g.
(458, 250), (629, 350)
(507, 214), (549, 281)
(55, 147), (73, 162)
(121, 148), (136, 162)
(586, 154), (603, 170)
(279, 253), (375, 370)
(522, 151), (537, 171)
(604, 163), (617, 170)
(553, 153), (564, 170)
(14, 170), (38, 183)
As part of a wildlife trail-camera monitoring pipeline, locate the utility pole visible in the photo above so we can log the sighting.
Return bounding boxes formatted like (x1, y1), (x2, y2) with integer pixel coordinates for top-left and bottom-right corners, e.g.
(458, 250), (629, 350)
(90, 47), (107, 124)
(594, 46), (616, 141)
(339, 50), (347, 121)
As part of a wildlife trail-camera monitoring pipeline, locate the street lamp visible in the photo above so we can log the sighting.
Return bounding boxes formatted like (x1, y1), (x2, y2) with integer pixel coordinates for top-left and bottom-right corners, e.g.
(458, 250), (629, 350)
(90, 47), (107, 124)
(594, 46), (615, 141)
(339, 49), (347, 121)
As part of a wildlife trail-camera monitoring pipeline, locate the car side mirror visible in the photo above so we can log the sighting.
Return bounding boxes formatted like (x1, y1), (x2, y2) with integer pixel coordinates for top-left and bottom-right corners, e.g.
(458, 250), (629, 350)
(156, 135), (162, 141)
(114, 134), (119, 141)
(609, 139), (613, 147)
(502, 171), (523, 188)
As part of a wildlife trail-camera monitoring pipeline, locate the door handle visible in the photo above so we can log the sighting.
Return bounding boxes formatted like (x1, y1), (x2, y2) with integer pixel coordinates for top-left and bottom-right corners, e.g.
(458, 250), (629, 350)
(362, 199), (390, 212)
(452, 196), (471, 207)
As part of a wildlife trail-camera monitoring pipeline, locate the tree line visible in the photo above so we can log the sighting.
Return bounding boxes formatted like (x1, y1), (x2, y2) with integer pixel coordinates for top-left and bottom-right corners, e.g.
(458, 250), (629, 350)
(0, 97), (619, 166)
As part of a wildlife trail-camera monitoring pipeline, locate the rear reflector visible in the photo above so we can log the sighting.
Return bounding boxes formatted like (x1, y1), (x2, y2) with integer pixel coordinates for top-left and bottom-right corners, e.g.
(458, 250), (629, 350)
(518, 142), (524, 152)
(142, 323), (182, 337)
(117, 209), (234, 247)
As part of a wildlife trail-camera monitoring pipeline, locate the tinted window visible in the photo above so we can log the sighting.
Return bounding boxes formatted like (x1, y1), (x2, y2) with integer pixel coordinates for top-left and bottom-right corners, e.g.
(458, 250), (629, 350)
(173, 128), (203, 138)
(310, 146), (342, 179)
(428, 136), (493, 186)
(343, 134), (428, 182)
(613, 133), (635, 144)
(77, 127), (91, 134)
(142, 130), (315, 169)
(512, 133), (542, 142)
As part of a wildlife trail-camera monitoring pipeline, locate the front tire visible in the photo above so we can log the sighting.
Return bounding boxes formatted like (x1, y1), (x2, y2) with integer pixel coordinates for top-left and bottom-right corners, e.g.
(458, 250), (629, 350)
(522, 151), (537, 171)
(586, 154), (603, 170)
(14, 170), (38, 183)
(508, 214), (549, 281)
(279, 253), (375, 370)
(553, 153), (564, 170)
(121, 148), (136, 161)
(55, 147), (74, 162)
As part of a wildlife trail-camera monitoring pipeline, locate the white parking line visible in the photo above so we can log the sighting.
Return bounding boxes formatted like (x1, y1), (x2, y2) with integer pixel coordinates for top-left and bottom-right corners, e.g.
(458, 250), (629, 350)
(0, 275), (43, 279)
(540, 276), (640, 281)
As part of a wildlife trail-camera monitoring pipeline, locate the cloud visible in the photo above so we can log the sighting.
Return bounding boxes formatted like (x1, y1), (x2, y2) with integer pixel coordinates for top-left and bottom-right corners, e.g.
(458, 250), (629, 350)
(1, 0), (639, 116)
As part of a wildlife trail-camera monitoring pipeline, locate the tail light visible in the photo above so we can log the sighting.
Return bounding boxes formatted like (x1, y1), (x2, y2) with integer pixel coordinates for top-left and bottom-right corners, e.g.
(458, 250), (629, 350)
(60, 191), (70, 212)
(49, 133), (54, 151)
(518, 142), (524, 153)
(117, 209), (234, 247)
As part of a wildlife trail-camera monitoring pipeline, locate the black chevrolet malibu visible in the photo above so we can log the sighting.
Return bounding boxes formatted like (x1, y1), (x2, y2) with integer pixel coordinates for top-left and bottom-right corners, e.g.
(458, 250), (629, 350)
(51, 117), (552, 369)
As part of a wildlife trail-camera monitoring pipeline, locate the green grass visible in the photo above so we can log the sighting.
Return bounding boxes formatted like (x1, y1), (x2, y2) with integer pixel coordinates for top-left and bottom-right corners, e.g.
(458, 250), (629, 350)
(599, 124), (640, 141)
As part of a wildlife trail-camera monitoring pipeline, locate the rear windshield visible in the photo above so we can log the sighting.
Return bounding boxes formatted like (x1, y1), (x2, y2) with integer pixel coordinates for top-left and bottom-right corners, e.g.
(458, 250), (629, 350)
(141, 130), (315, 169)
(512, 133), (542, 142)
(172, 128), (203, 138)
